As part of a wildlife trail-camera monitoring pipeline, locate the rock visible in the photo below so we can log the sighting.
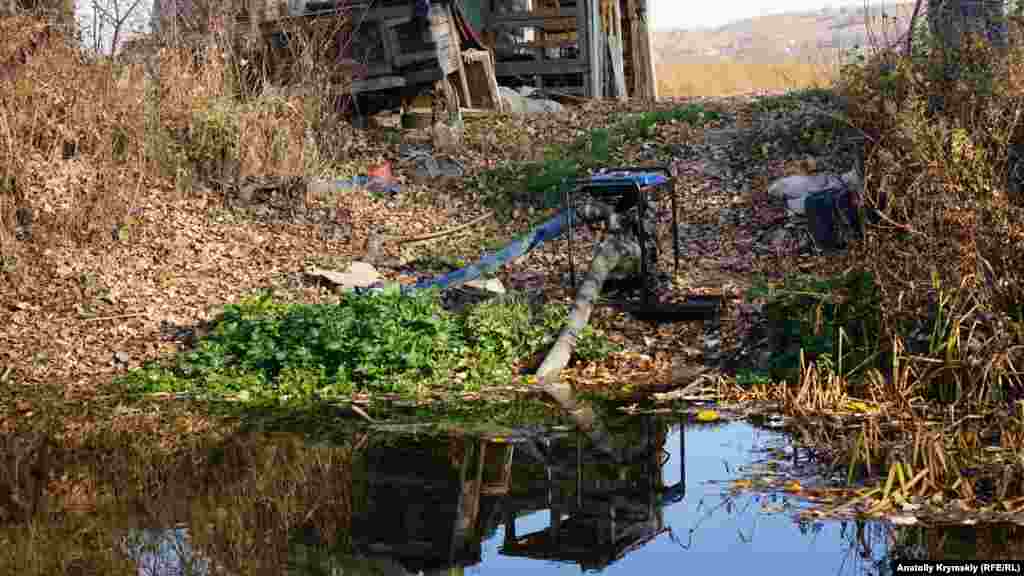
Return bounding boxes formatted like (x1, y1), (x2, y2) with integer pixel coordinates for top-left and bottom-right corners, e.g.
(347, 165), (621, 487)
(113, 351), (130, 365)
(304, 261), (382, 291)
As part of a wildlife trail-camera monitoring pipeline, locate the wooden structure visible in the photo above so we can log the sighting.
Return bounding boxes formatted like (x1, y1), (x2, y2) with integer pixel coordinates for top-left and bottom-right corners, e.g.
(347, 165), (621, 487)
(152, 0), (656, 110)
(481, 0), (656, 99)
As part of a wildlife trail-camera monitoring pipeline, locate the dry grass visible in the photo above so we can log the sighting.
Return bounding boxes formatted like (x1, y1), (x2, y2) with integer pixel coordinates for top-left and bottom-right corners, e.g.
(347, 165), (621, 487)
(0, 11), (351, 283)
(728, 26), (1024, 513)
(656, 59), (839, 97)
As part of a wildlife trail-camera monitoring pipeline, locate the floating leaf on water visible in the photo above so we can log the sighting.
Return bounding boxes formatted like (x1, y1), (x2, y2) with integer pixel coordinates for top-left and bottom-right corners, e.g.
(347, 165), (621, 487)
(696, 409), (720, 422)
(732, 479), (754, 490)
(783, 480), (803, 493)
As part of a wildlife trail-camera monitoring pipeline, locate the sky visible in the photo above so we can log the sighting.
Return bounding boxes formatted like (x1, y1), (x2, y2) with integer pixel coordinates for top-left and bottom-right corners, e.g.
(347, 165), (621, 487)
(650, 0), (876, 30)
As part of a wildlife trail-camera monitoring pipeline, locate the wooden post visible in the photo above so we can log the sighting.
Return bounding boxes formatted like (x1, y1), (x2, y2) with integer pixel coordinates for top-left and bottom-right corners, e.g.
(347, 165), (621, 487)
(608, 0), (626, 99)
(248, 0), (259, 39)
(587, 0), (602, 98)
(631, 0), (656, 100)
(448, 3), (473, 108)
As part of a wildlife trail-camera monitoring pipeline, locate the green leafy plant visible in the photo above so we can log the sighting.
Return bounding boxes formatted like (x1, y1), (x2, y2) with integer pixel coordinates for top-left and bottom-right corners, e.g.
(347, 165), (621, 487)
(121, 288), (466, 401)
(120, 289), (620, 404)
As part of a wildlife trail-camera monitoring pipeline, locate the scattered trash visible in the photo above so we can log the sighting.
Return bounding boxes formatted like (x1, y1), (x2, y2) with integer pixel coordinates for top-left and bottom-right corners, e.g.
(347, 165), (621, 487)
(766, 169), (860, 217)
(401, 143), (464, 181)
(759, 167), (864, 252)
(465, 277), (505, 294)
(309, 162), (401, 197)
(304, 261), (384, 291)
(498, 86), (564, 114)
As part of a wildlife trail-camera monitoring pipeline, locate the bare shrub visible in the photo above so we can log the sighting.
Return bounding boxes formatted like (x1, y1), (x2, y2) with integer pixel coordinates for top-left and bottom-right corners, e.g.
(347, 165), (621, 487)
(837, 20), (1024, 405)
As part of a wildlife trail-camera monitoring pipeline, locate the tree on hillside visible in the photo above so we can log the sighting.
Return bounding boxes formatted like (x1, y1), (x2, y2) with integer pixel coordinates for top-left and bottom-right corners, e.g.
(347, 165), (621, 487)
(81, 0), (150, 54)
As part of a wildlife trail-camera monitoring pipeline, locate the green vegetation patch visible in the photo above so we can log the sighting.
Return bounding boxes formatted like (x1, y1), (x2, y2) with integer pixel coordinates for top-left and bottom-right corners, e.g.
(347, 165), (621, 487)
(121, 288), (619, 405)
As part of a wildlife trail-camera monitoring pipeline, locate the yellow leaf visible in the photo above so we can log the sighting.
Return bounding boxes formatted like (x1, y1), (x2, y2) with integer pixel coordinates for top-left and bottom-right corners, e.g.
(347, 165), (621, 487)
(696, 409), (720, 422)
(846, 401), (872, 413)
(784, 480), (803, 493)
(732, 479), (754, 490)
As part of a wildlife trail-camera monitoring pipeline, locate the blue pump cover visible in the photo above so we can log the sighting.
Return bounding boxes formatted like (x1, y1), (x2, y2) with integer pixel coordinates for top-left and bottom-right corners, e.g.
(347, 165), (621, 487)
(586, 171), (669, 188)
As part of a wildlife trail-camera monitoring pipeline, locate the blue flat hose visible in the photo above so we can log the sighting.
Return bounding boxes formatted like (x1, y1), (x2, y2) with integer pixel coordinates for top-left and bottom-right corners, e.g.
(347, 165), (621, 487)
(353, 171), (668, 296)
(403, 207), (577, 294)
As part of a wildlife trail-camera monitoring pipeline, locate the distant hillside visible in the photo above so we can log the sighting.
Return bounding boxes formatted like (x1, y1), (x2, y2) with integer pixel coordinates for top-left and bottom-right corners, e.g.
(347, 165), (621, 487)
(653, 2), (917, 65)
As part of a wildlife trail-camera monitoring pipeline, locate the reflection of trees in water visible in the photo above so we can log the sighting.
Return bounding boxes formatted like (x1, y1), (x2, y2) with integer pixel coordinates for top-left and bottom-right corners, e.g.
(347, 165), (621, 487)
(9, 430), (361, 575)
(148, 433), (360, 574)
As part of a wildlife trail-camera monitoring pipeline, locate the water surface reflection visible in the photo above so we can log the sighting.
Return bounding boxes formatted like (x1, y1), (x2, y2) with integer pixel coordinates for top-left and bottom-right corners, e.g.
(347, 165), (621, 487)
(4, 414), (1022, 575)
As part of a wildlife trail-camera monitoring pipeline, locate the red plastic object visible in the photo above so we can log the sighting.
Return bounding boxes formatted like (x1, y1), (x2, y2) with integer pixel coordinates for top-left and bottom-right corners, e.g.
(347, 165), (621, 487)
(367, 162), (392, 180)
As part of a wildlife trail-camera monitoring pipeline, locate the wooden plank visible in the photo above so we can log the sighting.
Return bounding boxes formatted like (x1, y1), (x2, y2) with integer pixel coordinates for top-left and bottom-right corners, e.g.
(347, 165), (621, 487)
(462, 49), (503, 110)
(636, 0), (656, 99)
(608, 33), (626, 99)
(445, 3), (471, 108)
(392, 44), (445, 68)
(522, 36), (577, 49)
(587, 0), (601, 98)
(351, 75), (407, 93)
(403, 65), (447, 85)
(488, 14), (576, 29)
(347, 3), (417, 22)
(626, 0), (642, 97)
(608, 0), (626, 99)
(577, 0), (589, 96)
(494, 59), (587, 76)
